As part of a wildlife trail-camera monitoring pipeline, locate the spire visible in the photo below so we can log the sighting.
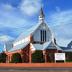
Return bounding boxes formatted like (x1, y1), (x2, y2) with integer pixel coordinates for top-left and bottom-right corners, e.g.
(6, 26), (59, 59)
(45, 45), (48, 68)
(39, 7), (45, 23)
(40, 8), (45, 18)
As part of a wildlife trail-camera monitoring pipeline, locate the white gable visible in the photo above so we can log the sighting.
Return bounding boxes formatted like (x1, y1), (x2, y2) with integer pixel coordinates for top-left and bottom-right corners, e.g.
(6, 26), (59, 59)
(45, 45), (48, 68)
(33, 23), (52, 42)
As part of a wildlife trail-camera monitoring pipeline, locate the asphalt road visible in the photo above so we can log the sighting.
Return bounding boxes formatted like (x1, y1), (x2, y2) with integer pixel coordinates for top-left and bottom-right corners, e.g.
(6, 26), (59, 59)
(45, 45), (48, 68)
(0, 67), (72, 72)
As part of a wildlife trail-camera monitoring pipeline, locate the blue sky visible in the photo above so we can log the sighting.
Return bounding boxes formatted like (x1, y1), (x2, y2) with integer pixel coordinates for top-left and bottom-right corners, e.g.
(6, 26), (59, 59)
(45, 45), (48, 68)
(0, 0), (72, 52)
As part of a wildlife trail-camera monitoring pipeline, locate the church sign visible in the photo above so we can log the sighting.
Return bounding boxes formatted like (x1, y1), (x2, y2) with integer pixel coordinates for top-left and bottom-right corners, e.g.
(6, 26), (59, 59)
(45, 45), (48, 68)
(55, 53), (65, 62)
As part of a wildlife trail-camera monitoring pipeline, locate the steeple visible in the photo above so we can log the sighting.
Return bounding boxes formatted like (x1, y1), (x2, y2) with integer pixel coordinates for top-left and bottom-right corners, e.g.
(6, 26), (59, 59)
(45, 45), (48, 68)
(39, 8), (45, 23)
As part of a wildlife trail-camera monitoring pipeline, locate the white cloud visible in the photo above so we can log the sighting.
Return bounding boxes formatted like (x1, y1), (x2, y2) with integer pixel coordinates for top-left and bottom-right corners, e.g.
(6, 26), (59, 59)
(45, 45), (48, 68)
(0, 3), (37, 40)
(49, 10), (72, 46)
(0, 3), (36, 29)
(0, 16), (28, 28)
(20, 0), (42, 16)
(49, 10), (72, 26)
(0, 4), (15, 12)
(0, 35), (14, 42)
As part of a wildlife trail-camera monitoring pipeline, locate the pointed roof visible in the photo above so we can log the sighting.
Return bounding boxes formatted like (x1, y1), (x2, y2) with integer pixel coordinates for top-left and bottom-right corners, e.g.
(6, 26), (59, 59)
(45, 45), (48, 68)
(67, 41), (72, 48)
(14, 23), (41, 43)
(45, 41), (62, 50)
(63, 48), (72, 52)
(39, 7), (45, 18)
(31, 41), (51, 50)
(30, 41), (62, 51)
(9, 41), (30, 52)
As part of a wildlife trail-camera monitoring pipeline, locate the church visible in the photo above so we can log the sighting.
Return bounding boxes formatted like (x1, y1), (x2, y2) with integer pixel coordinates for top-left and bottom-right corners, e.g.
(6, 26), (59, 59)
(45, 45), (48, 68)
(5, 8), (65, 63)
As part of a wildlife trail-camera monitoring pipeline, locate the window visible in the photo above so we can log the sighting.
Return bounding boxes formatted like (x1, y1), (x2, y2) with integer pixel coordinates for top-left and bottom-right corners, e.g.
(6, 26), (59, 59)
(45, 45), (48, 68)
(45, 30), (46, 41)
(40, 30), (46, 42)
(41, 30), (43, 42)
(43, 30), (44, 42)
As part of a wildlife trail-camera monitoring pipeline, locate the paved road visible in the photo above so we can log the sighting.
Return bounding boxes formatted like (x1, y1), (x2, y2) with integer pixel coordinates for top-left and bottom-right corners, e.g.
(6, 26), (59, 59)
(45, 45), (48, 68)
(0, 67), (72, 72)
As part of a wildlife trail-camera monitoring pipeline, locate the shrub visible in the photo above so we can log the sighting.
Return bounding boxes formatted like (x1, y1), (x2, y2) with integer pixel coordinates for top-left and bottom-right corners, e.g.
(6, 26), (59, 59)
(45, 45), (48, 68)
(11, 53), (22, 63)
(66, 52), (72, 62)
(32, 50), (44, 63)
(0, 52), (7, 63)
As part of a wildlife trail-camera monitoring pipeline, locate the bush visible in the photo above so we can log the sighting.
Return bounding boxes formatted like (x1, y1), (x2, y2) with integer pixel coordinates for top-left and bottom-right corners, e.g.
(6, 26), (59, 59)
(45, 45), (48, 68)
(66, 52), (72, 62)
(32, 50), (44, 63)
(0, 52), (7, 63)
(11, 53), (22, 63)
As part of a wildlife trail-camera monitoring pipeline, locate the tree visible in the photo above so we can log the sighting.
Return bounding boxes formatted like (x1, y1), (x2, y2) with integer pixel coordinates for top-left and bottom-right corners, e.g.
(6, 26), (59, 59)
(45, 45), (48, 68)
(32, 50), (44, 63)
(11, 53), (22, 63)
(0, 52), (7, 63)
(66, 52), (72, 62)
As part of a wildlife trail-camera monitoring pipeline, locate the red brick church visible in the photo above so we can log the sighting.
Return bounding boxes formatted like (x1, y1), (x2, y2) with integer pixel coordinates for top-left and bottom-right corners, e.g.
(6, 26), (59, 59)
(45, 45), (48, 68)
(5, 8), (62, 63)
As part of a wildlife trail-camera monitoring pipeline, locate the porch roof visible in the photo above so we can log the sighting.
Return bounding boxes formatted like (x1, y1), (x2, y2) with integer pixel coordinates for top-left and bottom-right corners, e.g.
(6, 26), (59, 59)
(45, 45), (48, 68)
(8, 41), (30, 52)
(31, 41), (62, 51)
(31, 41), (51, 50)
(62, 48), (72, 52)
(45, 41), (62, 51)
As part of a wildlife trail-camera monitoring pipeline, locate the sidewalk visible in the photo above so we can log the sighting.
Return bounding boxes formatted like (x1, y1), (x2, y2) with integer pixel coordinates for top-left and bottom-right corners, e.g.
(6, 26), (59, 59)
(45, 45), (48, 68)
(0, 63), (72, 68)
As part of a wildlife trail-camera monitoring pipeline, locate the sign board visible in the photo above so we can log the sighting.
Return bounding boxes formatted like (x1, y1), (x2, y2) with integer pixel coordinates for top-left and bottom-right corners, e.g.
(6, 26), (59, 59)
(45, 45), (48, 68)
(55, 53), (65, 61)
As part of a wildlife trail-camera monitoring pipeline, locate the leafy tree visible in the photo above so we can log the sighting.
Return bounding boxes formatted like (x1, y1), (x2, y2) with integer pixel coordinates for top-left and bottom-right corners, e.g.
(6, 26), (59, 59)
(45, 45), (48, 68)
(32, 50), (44, 63)
(66, 52), (72, 62)
(0, 52), (7, 63)
(11, 53), (22, 63)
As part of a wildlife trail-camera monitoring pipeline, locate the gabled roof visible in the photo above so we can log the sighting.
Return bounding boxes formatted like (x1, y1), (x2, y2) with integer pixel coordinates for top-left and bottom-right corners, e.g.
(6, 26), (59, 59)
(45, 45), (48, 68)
(67, 41), (72, 48)
(5, 6), (71, 52)
(14, 23), (41, 43)
(8, 40), (62, 52)
(8, 23), (41, 52)
(60, 46), (67, 50)
(30, 41), (62, 51)
(8, 22), (53, 52)
(45, 41), (62, 50)
(43, 41), (51, 50)
(63, 48), (72, 52)
(7, 8), (57, 52)
(14, 21), (53, 43)
(9, 41), (30, 52)
(60, 45), (72, 52)
(31, 41), (51, 50)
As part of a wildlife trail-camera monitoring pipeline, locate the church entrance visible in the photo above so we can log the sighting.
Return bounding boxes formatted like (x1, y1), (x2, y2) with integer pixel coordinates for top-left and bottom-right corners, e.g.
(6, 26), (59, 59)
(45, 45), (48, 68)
(46, 53), (54, 62)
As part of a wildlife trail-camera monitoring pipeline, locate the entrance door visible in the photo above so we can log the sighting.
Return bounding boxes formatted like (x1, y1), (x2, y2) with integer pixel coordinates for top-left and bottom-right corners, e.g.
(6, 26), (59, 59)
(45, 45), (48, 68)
(47, 53), (54, 62)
